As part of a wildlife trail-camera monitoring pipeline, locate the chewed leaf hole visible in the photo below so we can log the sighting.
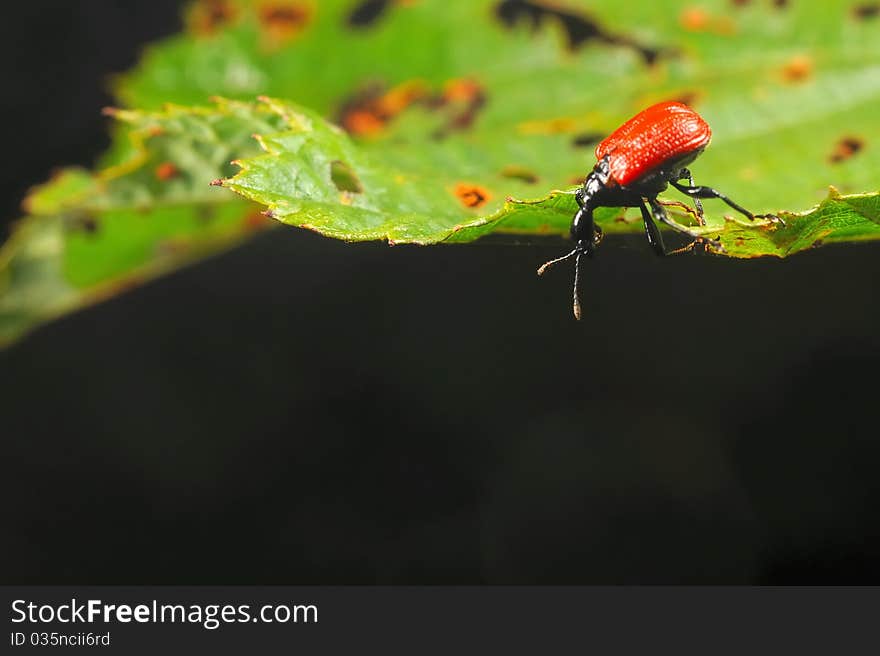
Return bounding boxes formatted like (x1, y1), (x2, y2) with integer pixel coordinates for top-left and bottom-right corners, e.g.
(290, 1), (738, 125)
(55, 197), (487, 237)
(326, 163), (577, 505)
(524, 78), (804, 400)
(348, 0), (390, 27)
(495, 0), (662, 65)
(330, 160), (363, 193)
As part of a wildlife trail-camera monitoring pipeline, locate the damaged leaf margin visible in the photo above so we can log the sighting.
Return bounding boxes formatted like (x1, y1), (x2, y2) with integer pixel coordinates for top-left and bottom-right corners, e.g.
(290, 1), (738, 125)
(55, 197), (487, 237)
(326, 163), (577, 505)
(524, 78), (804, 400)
(216, 97), (880, 257)
(0, 99), (282, 347)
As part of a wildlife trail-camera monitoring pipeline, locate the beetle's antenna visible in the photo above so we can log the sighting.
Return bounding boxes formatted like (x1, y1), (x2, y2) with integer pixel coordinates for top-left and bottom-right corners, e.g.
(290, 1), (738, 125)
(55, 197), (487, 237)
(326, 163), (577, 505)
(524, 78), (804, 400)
(537, 247), (585, 320)
(572, 250), (583, 320)
(536, 248), (579, 276)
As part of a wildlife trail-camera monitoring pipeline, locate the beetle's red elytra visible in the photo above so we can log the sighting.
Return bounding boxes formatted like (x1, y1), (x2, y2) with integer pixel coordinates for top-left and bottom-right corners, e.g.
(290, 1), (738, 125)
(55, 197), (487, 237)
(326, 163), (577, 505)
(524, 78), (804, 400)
(596, 101), (712, 187)
(537, 101), (780, 320)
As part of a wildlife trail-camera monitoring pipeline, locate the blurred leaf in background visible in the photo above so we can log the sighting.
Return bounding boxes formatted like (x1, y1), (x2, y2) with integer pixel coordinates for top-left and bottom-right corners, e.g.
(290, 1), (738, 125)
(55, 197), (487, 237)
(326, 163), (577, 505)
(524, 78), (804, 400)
(1, 101), (280, 345)
(2, 0), (879, 346)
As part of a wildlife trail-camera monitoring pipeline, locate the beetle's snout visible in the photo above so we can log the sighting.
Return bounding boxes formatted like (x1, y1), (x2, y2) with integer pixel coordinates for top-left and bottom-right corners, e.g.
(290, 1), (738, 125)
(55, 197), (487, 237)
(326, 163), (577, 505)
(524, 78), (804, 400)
(570, 207), (593, 241)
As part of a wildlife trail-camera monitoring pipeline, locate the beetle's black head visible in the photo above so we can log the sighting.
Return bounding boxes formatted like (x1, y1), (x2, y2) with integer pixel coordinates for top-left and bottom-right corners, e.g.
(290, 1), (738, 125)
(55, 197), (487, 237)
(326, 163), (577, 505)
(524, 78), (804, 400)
(535, 158), (609, 320)
(569, 156), (611, 246)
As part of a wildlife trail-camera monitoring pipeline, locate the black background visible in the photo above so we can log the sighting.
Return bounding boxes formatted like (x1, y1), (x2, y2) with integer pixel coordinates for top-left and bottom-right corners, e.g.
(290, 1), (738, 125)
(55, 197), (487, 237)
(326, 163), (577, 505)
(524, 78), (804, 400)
(1, 1), (879, 584)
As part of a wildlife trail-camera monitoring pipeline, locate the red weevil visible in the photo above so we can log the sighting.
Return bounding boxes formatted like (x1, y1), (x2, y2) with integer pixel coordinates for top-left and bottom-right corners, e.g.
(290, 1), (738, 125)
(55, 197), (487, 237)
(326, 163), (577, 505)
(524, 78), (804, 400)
(538, 101), (779, 319)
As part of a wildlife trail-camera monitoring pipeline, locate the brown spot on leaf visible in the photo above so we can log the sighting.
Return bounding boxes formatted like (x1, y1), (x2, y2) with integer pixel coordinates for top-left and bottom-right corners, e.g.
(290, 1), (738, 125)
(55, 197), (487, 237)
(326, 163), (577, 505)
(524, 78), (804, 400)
(501, 165), (539, 184)
(187, 0), (238, 36)
(454, 183), (491, 209)
(338, 81), (428, 136)
(495, 0), (664, 65)
(829, 136), (865, 164)
(680, 7), (736, 34)
(569, 175), (586, 185)
(379, 80), (429, 115)
(339, 78), (485, 139)
(571, 132), (605, 148)
(343, 109), (386, 136)
(443, 78), (482, 103)
(781, 54), (813, 83)
(433, 78), (487, 138)
(681, 7), (711, 30)
(258, 1), (312, 47)
(339, 84), (387, 135)
(730, 0), (751, 6)
(773, 0), (789, 8)
(154, 162), (179, 181)
(853, 3), (880, 19)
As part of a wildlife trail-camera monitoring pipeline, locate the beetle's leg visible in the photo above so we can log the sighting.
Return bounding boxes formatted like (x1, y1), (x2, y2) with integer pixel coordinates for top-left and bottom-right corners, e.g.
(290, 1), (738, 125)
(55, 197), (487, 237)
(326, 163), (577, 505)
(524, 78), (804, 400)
(670, 180), (751, 218)
(592, 223), (603, 248)
(639, 201), (666, 257)
(670, 180), (784, 225)
(677, 168), (704, 224)
(649, 197), (725, 253)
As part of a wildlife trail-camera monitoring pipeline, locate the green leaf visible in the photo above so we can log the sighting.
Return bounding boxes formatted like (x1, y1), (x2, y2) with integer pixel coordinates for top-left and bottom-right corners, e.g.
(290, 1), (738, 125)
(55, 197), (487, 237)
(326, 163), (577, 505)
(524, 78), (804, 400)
(0, 100), (283, 346)
(126, 0), (880, 248)
(217, 97), (880, 257)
